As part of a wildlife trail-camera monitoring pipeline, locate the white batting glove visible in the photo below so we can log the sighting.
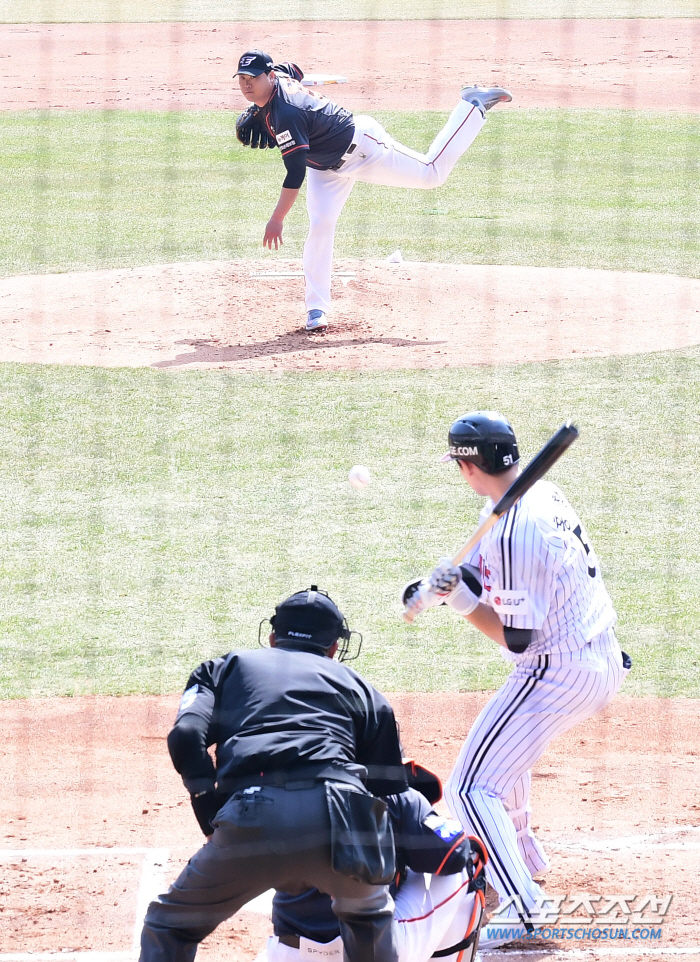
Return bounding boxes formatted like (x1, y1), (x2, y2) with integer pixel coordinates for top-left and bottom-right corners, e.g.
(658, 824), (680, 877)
(429, 558), (463, 596)
(433, 561), (483, 617)
(402, 578), (443, 619)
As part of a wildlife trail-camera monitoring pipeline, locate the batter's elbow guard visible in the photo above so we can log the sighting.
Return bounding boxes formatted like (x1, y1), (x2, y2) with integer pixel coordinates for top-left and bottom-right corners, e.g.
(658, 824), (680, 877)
(503, 627), (533, 654)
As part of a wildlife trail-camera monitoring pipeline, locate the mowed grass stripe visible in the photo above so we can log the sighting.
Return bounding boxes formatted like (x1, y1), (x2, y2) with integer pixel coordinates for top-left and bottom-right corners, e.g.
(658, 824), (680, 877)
(2, 109), (699, 280)
(1, 0), (697, 21)
(0, 350), (698, 700)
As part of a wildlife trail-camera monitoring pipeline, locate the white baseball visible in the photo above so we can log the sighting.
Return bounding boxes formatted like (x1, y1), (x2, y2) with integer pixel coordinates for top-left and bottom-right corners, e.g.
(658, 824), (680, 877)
(348, 465), (371, 490)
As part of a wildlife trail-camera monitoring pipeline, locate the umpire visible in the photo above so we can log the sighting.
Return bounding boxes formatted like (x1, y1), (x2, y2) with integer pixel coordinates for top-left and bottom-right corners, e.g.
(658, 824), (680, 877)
(139, 586), (408, 962)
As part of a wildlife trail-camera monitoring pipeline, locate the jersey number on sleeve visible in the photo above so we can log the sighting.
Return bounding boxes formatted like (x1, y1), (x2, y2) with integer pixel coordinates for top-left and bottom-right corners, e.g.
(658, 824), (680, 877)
(573, 524), (597, 578)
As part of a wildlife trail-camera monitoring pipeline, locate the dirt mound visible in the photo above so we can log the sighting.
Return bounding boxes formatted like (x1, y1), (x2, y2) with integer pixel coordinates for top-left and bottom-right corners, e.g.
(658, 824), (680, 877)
(2, 259), (698, 371)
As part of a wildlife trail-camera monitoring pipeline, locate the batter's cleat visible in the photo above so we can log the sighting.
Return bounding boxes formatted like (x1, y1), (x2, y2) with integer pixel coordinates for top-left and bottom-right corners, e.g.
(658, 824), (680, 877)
(306, 309), (328, 332)
(477, 901), (553, 950)
(460, 85), (513, 111)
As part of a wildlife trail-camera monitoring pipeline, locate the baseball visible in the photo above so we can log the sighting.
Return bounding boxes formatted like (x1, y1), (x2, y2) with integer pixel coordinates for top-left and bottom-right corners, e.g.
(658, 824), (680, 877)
(348, 465), (371, 490)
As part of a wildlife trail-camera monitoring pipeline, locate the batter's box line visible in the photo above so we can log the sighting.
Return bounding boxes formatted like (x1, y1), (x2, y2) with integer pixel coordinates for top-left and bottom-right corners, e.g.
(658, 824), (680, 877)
(0, 847), (169, 959)
(549, 824), (700, 854)
(479, 949), (700, 958)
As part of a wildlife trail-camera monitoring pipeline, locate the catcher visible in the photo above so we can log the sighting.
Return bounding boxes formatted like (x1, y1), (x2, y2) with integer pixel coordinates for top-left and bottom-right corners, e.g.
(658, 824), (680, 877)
(261, 763), (488, 962)
(234, 50), (511, 332)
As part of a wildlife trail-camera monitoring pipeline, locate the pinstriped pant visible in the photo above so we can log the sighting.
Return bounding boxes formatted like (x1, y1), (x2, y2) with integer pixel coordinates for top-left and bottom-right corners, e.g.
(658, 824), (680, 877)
(444, 631), (630, 918)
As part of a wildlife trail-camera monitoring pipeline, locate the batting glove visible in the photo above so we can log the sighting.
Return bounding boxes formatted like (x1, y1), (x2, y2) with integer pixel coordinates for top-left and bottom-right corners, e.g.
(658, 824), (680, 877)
(431, 561), (483, 617)
(402, 578), (444, 619)
(429, 558), (463, 596)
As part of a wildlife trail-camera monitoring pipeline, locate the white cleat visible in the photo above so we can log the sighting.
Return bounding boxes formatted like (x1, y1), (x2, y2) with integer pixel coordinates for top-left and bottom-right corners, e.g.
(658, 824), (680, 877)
(460, 85), (513, 112)
(306, 309), (328, 332)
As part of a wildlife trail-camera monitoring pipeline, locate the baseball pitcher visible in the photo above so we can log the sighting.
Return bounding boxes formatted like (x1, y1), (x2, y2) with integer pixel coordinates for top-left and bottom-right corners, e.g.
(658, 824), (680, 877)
(234, 50), (511, 332)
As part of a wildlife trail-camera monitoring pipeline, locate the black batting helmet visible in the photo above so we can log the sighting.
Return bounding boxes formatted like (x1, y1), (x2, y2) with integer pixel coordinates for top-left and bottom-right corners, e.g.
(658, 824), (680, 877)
(441, 411), (519, 475)
(264, 586), (362, 661)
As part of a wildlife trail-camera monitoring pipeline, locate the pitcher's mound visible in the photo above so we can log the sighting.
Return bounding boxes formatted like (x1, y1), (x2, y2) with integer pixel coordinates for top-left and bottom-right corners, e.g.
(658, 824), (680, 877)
(2, 259), (699, 371)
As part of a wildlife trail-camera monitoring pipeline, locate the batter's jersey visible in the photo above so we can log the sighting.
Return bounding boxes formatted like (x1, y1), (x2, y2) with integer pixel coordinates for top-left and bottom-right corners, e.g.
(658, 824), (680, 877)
(467, 479), (616, 654)
(261, 76), (354, 169)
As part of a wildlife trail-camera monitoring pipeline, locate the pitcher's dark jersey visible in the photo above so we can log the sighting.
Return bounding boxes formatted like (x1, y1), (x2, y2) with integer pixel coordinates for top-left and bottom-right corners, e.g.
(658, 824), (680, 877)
(261, 76), (354, 171)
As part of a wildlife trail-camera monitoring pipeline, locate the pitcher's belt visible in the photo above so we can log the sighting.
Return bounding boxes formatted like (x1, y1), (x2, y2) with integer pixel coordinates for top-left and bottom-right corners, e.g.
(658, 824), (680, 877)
(328, 141), (357, 170)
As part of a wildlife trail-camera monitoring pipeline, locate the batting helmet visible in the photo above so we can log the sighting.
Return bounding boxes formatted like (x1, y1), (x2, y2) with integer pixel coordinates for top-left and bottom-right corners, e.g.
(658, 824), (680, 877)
(441, 411), (520, 475)
(264, 586), (362, 661)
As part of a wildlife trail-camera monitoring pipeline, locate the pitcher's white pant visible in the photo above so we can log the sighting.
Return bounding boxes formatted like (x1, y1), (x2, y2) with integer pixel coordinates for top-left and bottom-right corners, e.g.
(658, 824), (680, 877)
(444, 631), (630, 921)
(261, 868), (482, 962)
(303, 101), (485, 315)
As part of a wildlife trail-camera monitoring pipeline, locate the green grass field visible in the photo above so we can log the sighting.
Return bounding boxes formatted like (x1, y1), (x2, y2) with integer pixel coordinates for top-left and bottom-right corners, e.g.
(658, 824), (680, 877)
(2, 109), (699, 279)
(2, 96), (699, 703)
(2, 0), (698, 20)
(1, 351), (698, 701)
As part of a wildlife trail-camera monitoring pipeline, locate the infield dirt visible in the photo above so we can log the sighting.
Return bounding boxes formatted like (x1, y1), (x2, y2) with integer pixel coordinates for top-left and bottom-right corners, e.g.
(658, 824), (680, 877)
(1, 19), (698, 113)
(1, 694), (699, 960)
(2, 259), (700, 369)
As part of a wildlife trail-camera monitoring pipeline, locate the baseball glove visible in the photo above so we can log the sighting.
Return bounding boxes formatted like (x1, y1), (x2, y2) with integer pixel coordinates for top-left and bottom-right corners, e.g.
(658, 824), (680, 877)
(235, 105), (277, 149)
(403, 758), (442, 804)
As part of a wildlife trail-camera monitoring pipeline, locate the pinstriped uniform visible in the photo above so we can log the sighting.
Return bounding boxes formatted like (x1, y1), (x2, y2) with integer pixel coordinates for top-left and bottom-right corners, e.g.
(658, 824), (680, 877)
(444, 479), (630, 919)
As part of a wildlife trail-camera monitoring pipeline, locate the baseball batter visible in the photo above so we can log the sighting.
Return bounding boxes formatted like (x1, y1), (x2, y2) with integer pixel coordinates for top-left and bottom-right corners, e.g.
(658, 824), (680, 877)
(404, 412), (632, 948)
(234, 50), (511, 331)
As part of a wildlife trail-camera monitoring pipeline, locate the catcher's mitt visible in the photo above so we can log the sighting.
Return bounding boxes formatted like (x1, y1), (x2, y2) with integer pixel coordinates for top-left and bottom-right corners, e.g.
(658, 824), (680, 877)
(236, 105), (277, 149)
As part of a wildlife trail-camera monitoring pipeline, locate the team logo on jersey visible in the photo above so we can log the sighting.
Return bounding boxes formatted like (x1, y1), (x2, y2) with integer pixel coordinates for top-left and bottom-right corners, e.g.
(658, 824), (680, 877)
(179, 685), (199, 712)
(423, 813), (464, 842)
(491, 590), (531, 612)
(276, 130), (293, 146)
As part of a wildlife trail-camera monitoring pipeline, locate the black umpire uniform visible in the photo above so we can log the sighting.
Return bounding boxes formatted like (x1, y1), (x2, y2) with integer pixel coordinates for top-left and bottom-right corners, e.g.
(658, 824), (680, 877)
(139, 587), (408, 962)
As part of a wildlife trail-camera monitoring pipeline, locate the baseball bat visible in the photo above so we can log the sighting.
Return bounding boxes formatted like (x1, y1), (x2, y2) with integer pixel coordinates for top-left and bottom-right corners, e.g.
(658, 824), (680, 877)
(402, 420), (579, 624)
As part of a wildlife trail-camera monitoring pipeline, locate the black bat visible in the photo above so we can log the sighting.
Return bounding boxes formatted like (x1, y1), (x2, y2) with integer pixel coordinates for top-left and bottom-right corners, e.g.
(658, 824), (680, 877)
(403, 420), (580, 623)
